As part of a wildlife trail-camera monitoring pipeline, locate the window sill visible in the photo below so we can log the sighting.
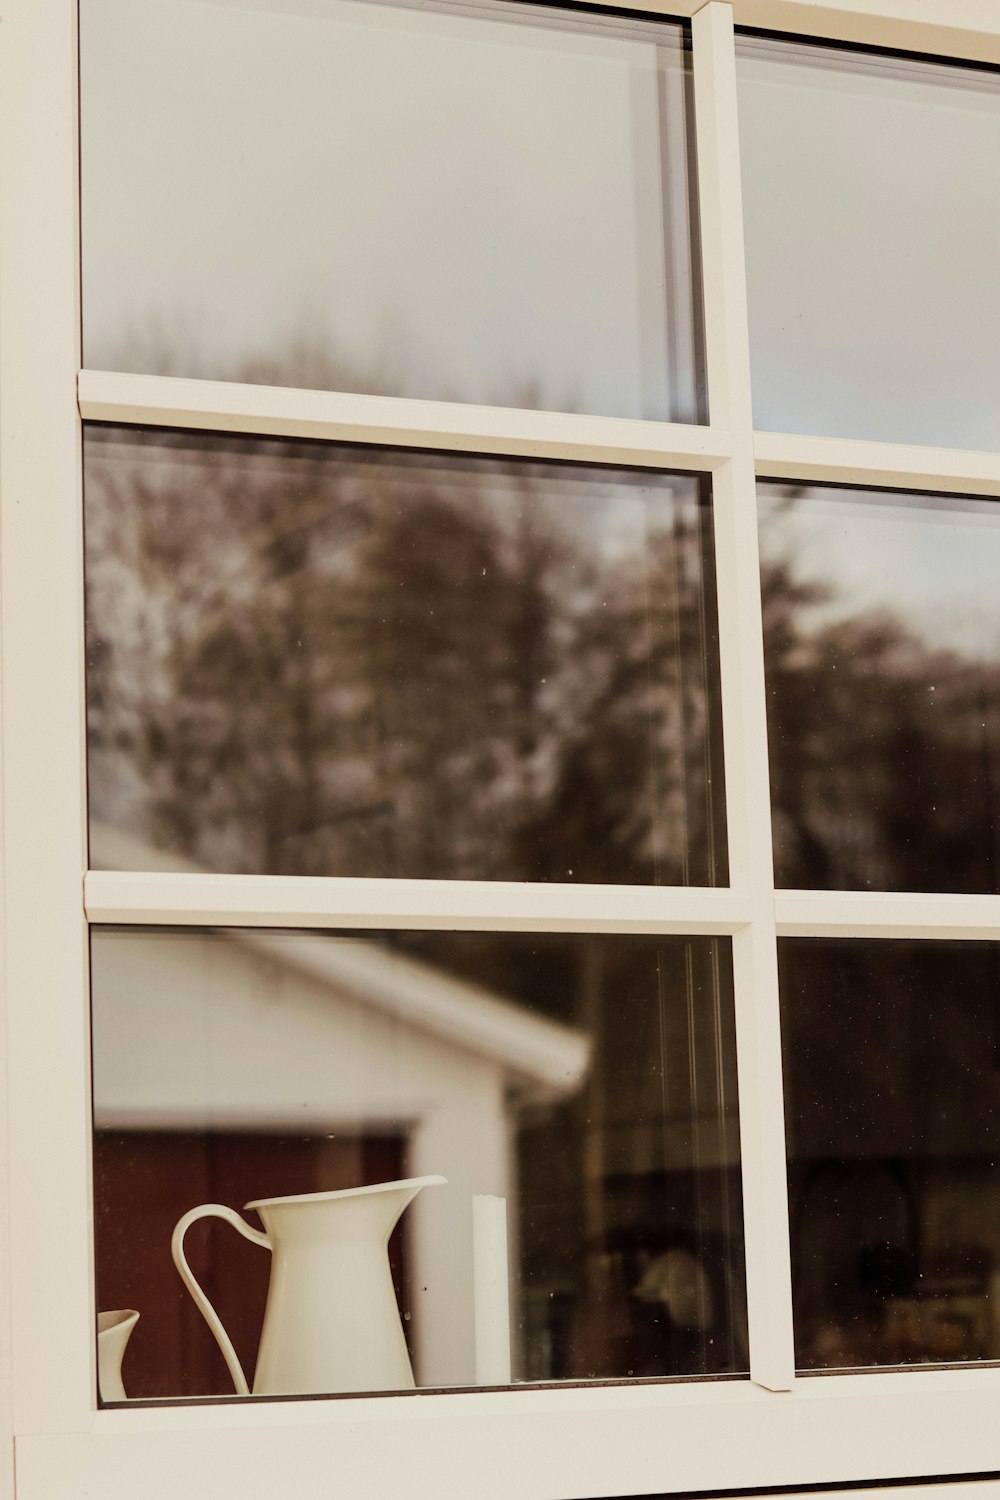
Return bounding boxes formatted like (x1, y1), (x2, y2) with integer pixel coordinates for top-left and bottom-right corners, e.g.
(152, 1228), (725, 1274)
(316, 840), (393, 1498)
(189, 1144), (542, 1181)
(14, 1370), (1000, 1500)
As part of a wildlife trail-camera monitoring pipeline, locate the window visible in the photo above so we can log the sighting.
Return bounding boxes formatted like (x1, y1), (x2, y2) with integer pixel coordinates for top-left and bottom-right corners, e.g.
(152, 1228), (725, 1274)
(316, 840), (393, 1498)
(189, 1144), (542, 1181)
(779, 938), (1000, 1369)
(81, 0), (704, 423)
(83, 431), (726, 887)
(6, 0), (1000, 1497)
(758, 481), (1000, 893)
(737, 34), (1000, 449)
(91, 926), (746, 1395)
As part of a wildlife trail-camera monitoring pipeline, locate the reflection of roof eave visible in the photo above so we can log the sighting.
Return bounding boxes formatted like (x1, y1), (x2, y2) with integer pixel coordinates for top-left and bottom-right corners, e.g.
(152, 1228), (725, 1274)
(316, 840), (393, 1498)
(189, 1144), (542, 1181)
(227, 928), (590, 1098)
(91, 822), (590, 1097)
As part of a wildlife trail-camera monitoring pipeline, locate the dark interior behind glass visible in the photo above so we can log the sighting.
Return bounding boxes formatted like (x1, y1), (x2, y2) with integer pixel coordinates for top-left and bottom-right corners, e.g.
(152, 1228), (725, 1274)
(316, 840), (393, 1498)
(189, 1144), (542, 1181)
(781, 938), (1000, 1369)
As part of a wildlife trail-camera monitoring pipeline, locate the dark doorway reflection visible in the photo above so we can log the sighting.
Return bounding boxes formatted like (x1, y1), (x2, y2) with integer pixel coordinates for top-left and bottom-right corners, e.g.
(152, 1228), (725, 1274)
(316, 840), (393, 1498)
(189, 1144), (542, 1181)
(780, 938), (1000, 1369)
(85, 427), (726, 885)
(95, 1129), (406, 1399)
(760, 482), (1000, 893)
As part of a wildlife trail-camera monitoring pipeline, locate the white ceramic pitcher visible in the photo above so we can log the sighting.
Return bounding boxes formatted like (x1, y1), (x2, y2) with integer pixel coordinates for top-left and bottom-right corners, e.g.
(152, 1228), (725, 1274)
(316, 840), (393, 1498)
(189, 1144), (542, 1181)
(97, 1309), (139, 1401)
(171, 1175), (446, 1395)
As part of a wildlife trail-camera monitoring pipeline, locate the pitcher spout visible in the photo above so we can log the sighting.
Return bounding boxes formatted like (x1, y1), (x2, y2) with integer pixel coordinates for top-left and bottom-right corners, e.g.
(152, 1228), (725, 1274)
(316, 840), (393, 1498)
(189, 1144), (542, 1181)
(244, 1173), (447, 1214)
(245, 1173), (447, 1244)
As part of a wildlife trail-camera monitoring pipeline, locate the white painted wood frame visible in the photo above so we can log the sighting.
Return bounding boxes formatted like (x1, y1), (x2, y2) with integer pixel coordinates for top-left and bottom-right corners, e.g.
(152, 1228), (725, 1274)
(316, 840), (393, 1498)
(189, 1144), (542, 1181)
(6, 0), (1000, 1495)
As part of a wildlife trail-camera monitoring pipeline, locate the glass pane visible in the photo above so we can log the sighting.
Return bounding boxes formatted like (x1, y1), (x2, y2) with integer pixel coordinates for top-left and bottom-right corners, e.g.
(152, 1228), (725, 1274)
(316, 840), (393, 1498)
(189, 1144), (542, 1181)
(85, 427), (726, 884)
(80, 0), (704, 424)
(737, 36), (1000, 449)
(91, 927), (747, 1399)
(781, 938), (1000, 1370)
(759, 481), (1000, 893)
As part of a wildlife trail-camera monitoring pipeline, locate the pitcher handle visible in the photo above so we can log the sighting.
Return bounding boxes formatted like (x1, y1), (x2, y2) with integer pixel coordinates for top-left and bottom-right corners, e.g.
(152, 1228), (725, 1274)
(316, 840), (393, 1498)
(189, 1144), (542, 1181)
(171, 1203), (270, 1396)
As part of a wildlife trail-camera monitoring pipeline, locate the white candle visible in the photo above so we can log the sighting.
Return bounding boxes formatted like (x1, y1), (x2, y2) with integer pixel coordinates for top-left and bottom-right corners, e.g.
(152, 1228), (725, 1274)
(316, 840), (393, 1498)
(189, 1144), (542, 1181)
(473, 1194), (511, 1386)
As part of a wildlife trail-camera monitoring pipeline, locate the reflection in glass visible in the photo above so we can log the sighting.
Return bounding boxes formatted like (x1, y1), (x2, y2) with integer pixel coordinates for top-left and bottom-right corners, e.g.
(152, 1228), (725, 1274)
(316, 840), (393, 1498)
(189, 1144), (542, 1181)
(759, 482), (1000, 893)
(780, 938), (1000, 1370)
(85, 427), (726, 885)
(91, 927), (747, 1398)
(737, 36), (1000, 449)
(81, 0), (704, 423)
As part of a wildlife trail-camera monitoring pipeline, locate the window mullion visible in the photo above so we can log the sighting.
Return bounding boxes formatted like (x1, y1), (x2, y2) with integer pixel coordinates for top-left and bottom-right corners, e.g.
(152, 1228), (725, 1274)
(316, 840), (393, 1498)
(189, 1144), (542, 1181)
(729, 0), (1000, 68)
(693, 0), (795, 1392)
(754, 431), (1000, 498)
(776, 889), (1000, 939)
(77, 370), (730, 472)
(83, 870), (754, 933)
(1, 0), (95, 1438)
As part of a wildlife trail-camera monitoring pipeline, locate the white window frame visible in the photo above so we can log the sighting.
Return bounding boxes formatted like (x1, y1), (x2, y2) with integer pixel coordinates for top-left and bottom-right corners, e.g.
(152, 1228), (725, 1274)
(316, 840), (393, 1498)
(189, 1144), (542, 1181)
(4, 1), (1000, 1496)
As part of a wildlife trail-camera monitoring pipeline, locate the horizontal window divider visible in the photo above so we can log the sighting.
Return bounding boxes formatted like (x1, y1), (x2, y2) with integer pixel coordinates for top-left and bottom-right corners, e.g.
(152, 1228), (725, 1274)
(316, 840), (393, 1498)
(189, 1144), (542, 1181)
(77, 370), (732, 471)
(443, 0), (1000, 69)
(84, 870), (753, 934)
(277, 0), (1000, 64)
(729, 0), (1000, 67)
(775, 888), (1000, 939)
(754, 430), (1000, 497)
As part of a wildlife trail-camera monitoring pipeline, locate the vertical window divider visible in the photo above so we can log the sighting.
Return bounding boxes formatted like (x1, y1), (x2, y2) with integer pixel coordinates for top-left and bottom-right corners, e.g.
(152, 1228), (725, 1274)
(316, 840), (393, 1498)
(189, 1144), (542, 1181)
(1, 0), (96, 1439)
(692, 0), (795, 1392)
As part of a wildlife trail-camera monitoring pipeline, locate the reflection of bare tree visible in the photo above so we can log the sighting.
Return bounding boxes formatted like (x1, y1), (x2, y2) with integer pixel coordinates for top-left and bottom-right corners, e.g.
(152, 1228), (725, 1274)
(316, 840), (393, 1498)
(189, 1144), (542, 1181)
(85, 367), (723, 885)
(759, 491), (1000, 1370)
(762, 518), (1000, 893)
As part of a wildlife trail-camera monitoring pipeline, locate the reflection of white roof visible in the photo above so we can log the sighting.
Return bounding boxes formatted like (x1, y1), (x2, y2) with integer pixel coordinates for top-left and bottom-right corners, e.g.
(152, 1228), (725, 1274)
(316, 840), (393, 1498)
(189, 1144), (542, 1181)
(91, 823), (589, 1101)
